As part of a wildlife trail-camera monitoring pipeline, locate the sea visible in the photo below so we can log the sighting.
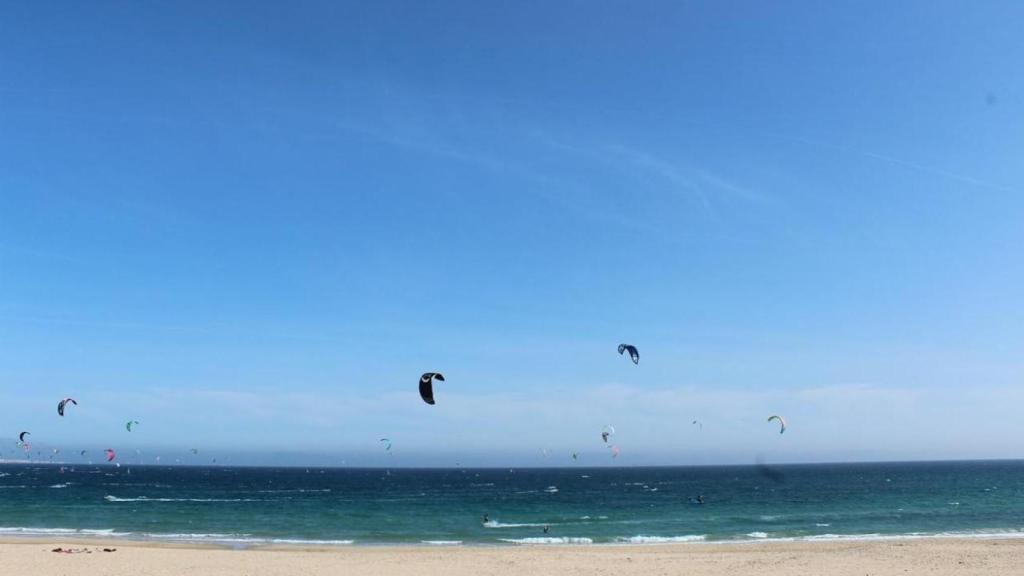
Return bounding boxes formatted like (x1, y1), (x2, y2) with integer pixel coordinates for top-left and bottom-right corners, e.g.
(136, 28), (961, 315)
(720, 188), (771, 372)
(0, 461), (1022, 547)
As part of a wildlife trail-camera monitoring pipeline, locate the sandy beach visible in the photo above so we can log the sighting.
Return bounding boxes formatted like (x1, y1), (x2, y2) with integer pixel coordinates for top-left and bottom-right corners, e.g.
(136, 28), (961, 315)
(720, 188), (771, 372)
(2, 538), (1021, 576)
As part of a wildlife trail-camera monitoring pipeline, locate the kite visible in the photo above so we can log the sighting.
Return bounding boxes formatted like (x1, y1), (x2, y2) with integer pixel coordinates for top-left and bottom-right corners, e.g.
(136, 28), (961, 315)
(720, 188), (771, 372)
(617, 344), (639, 365)
(768, 415), (787, 434)
(419, 372), (445, 405)
(57, 397), (77, 417)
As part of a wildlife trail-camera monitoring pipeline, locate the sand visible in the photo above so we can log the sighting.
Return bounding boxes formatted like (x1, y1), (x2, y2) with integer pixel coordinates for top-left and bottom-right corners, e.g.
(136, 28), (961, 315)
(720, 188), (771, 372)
(2, 538), (1022, 576)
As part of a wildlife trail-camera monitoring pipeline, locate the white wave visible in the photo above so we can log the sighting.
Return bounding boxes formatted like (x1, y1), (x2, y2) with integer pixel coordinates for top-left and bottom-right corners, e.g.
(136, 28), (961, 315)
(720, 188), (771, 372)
(484, 521), (548, 529)
(543, 486), (559, 493)
(759, 515), (779, 521)
(104, 495), (263, 503)
(806, 533), (894, 541)
(815, 523), (831, 527)
(746, 532), (768, 539)
(724, 530), (1024, 546)
(930, 530), (1024, 540)
(421, 540), (463, 545)
(139, 533), (354, 546)
(49, 484), (70, 489)
(500, 537), (593, 545)
(617, 535), (706, 544)
(261, 538), (354, 545)
(0, 527), (127, 537)
(142, 532), (249, 540)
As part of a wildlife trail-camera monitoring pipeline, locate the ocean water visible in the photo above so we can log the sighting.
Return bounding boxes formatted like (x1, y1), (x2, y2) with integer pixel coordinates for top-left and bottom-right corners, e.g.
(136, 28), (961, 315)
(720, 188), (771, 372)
(0, 461), (1022, 546)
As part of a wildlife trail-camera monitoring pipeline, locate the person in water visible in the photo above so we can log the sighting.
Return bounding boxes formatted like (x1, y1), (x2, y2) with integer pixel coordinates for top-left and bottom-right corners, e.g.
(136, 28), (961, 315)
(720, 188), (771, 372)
(543, 526), (550, 534)
(482, 513), (489, 524)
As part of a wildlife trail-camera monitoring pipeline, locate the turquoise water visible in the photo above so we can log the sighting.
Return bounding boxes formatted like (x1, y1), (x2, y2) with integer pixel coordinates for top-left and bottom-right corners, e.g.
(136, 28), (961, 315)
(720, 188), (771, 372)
(0, 461), (1022, 546)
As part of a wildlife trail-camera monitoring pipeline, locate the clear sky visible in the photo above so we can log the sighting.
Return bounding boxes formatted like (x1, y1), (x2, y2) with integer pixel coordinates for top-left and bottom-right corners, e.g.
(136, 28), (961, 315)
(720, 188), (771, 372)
(1, 1), (1023, 467)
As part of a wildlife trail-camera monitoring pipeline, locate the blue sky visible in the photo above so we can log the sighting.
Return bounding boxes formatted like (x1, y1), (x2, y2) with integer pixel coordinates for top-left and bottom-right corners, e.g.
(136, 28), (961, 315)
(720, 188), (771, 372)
(1, 1), (1023, 466)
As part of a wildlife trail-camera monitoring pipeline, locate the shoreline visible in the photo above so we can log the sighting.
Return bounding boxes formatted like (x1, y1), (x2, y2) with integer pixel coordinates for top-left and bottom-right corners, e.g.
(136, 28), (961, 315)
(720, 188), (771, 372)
(4, 534), (1022, 550)
(1, 530), (1023, 550)
(3, 537), (1022, 575)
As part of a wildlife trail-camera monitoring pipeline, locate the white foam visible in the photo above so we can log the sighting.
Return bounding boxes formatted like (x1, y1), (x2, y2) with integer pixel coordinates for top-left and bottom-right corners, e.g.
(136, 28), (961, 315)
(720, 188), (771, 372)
(929, 530), (1024, 540)
(618, 535), (706, 544)
(484, 521), (547, 528)
(727, 530), (1024, 545)
(544, 486), (559, 493)
(141, 532), (248, 540)
(141, 534), (354, 546)
(421, 540), (463, 545)
(262, 538), (354, 545)
(0, 527), (127, 537)
(104, 495), (262, 502)
(500, 537), (593, 545)
(806, 533), (896, 541)
(0, 527), (357, 546)
(746, 532), (768, 539)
